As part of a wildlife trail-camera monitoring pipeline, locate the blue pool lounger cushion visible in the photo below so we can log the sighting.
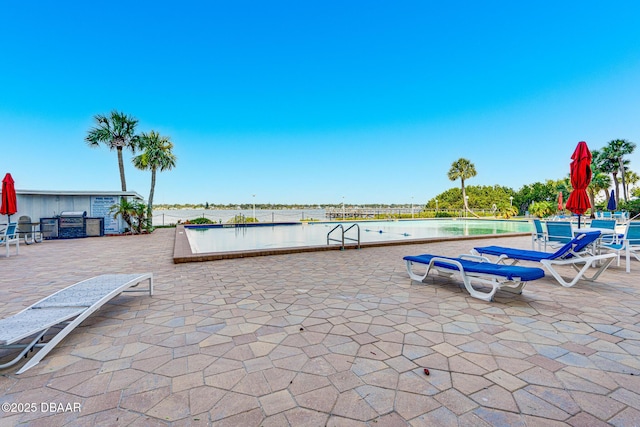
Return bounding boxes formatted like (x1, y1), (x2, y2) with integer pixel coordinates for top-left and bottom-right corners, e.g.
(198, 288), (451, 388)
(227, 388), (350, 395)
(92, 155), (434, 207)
(473, 231), (617, 287)
(403, 254), (545, 302)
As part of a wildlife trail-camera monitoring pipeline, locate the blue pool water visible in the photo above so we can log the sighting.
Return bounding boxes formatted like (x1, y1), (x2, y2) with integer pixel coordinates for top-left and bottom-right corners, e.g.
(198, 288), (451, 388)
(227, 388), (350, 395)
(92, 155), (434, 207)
(184, 219), (532, 254)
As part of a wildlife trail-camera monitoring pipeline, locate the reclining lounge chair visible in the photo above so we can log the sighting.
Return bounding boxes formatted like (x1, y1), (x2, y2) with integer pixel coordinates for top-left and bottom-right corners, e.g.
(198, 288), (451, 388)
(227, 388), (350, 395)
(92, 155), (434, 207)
(403, 253), (545, 302)
(0, 273), (153, 374)
(472, 231), (616, 287)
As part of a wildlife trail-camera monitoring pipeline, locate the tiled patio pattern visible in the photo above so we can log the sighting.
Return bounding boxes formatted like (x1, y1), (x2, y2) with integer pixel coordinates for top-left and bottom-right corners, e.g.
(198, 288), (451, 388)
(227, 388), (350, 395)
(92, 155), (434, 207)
(0, 229), (639, 426)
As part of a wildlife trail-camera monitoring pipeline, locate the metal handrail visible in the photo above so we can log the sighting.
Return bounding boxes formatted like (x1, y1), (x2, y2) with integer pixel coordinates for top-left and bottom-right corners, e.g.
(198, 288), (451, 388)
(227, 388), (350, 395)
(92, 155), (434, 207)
(327, 223), (360, 250)
(344, 224), (361, 249)
(327, 224), (344, 248)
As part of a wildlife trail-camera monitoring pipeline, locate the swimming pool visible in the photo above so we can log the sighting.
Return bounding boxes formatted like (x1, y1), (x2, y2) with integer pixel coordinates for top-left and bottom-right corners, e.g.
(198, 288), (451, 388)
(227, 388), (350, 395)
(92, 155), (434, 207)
(178, 219), (532, 261)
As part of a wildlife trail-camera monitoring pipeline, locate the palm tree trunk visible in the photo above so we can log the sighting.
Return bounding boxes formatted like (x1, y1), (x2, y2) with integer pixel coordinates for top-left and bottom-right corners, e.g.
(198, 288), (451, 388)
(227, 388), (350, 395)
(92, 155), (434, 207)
(612, 172), (620, 204)
(117, 147), (127, 192)
(588, 189), (596, 219)
(147, 168), (156, 228)
(619, 159), (628, 202)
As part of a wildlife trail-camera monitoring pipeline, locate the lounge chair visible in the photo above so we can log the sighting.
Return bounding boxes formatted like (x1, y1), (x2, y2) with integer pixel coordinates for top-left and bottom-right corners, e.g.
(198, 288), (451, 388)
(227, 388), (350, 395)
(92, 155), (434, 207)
(0, 222), (19, 257)
(588, 219), (618, 244)
(472, 232), (616, 287)
(545, 221), (573, 249)
(601, 221), (640, 273)
(403, 254), (545, 301)
(0, 273), (153, 374)
(613, 211), (626, 222)
(531, 219), (547, 250)
(589, 219), (617, 230)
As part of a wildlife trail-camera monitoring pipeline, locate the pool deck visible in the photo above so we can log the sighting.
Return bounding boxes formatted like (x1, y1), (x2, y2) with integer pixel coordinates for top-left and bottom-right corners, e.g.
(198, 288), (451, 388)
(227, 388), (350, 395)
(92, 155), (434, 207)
(0, 228), (639, 426)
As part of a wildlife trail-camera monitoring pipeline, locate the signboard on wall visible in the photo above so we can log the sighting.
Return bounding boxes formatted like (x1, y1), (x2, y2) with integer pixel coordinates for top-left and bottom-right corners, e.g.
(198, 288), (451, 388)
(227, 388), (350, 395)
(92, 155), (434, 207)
(90, 196), (120, 233)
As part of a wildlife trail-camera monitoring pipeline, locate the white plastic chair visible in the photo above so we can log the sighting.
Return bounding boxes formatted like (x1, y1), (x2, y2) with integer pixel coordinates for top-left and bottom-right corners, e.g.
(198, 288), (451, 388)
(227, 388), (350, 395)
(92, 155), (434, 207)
(0, 222), (19, 257)
(601, 221), (640, 273)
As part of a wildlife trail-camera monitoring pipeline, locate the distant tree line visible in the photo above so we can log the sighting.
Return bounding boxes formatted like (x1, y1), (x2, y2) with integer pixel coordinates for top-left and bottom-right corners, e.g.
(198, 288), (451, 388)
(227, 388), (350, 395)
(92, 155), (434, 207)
(153, 203), (418, 210)
(436, 138), (639, 220)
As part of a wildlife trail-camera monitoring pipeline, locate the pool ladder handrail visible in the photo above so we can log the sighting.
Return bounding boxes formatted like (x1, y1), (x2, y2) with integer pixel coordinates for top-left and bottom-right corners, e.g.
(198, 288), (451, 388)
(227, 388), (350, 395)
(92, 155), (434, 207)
(327, 223), (360, 250)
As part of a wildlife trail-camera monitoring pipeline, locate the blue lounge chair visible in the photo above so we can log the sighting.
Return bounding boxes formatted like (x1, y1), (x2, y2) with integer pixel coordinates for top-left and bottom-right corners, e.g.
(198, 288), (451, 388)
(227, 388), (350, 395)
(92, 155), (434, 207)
(589, 219), (617, 230)
(472, 232), (617, 287)
(545, 221), (573, 249)
(601, 221), (640, 273)
(588, 219), (618, 244)
(613, 211), (626, 222)
(531, 219), (546, 250)
(403, 254), (545, 301)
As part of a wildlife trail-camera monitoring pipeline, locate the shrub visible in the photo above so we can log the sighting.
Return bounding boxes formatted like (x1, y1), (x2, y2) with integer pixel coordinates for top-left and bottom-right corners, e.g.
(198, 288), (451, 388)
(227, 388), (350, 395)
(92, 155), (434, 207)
(435, 211), (454, 218)
(186, 217), (214, 225)
(619, 199), (640, 220)
(226, 215), (258, 224)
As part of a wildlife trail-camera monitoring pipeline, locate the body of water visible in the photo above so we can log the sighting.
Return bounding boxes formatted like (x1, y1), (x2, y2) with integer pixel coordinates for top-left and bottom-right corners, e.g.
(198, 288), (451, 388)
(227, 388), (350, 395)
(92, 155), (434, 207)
(152, 208), (326, 226)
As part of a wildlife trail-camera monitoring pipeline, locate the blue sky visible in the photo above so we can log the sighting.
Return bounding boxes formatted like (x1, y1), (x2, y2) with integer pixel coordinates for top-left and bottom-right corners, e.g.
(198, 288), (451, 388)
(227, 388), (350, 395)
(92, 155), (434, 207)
(2, 1), (640, 205)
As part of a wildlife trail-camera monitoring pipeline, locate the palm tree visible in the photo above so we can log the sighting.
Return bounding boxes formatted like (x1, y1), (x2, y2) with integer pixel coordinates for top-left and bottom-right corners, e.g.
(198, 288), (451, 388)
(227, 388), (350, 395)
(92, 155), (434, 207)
(624, 170), (640, 195)
(603, 139), (636, 203)
(589, 149), (613, 217)
(594, 148), (622, 204)
(109, 197), (138, 233)
(132, 131), (177, 227)
(587, 172), (612, 218)
(447, 158), (478, 217)
(131, 200), (148, 234)
(86, 111), (139, 192)
(530, 201), (553, 218)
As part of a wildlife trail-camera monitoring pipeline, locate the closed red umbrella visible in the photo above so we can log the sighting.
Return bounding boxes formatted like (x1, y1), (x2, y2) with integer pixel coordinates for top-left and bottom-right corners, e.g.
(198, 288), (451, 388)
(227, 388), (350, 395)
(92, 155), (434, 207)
(565, 141), (592, 228)
(557, 192), (563, 212)
(1, 173), (18, 223)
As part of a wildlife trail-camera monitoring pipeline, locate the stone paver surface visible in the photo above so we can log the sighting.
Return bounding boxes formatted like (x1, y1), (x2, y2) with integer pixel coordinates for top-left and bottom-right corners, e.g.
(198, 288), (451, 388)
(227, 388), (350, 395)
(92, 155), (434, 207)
(0, 229), (639, 426)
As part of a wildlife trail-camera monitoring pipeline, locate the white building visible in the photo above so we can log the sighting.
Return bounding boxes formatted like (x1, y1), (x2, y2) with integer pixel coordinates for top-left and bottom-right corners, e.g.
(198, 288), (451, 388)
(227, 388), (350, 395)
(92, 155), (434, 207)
(11, 190), (145, 235)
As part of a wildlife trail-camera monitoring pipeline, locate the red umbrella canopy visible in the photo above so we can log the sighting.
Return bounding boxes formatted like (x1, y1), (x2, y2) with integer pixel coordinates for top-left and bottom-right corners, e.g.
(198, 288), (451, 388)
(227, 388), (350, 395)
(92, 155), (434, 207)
(565, 141), (592, 215)
(1, 173), (18, 220)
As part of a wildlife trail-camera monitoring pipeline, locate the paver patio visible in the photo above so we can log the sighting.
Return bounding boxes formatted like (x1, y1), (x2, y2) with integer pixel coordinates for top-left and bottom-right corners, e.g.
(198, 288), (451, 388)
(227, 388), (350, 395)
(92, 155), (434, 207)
(0, 228), (639, 426)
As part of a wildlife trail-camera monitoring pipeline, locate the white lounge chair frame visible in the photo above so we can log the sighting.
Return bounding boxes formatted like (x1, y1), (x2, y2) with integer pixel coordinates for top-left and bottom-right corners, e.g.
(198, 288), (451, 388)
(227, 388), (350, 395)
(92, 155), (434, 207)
(0, 222), (19, 257)
(405, 254), (536, 302)
(600, 221), (640, 273)
(478, 251), (616, 288)
(538, 256), (615, 287)
(0, 273), (153, 374)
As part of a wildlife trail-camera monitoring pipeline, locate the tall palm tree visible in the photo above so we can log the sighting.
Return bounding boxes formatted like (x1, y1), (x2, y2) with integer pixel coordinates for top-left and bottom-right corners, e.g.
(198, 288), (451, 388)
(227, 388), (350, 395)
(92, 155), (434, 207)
(85, 111), (139, 192)
(603, 139), (636, 203)
(447, 158), (478, 217)
(132, 130), (177, 227)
